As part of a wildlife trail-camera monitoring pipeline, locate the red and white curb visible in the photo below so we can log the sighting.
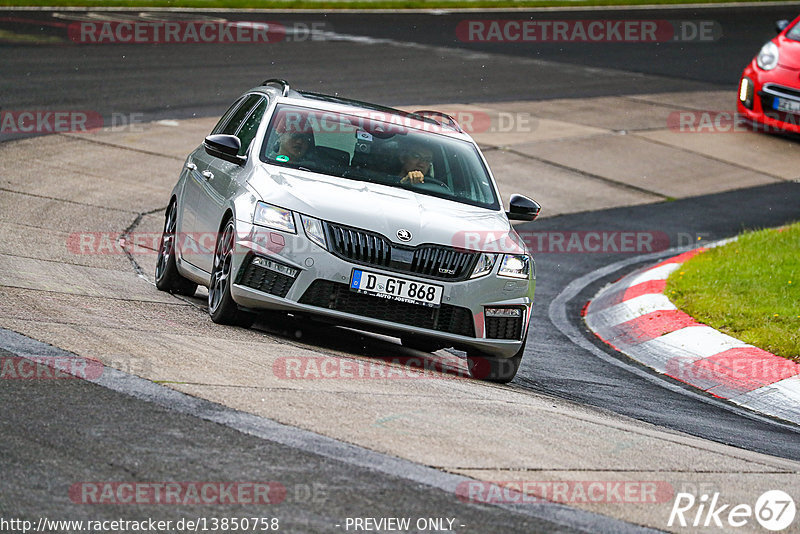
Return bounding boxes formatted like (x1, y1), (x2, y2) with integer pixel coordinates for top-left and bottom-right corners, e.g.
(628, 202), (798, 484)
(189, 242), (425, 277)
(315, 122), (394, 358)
(584, 247), (800, 426)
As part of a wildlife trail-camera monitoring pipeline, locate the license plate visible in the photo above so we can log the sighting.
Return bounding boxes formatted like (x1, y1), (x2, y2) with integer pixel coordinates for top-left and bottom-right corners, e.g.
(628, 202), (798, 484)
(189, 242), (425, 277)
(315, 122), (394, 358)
(773, 97), (800, 114)
(350, 269), (443, 308)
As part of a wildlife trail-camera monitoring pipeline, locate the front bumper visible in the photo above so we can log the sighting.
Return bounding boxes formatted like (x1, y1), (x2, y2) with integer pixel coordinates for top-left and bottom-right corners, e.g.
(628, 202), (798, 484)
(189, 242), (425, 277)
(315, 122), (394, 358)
(228, 219), (534, 358)
(738, 61), (800, 134)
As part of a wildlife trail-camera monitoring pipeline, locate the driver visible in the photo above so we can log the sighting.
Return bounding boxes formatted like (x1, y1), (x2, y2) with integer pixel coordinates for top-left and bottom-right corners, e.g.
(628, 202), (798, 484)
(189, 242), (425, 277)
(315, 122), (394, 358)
(398, 143), (434, 185)
(276, 131), (314, 162)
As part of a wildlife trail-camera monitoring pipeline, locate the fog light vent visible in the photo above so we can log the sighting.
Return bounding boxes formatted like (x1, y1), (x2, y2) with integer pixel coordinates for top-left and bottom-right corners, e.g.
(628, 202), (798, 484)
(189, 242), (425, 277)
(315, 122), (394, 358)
(739, 77), (754, 110)
(485, 307), (522, 318)
(252, 256), (298, 278)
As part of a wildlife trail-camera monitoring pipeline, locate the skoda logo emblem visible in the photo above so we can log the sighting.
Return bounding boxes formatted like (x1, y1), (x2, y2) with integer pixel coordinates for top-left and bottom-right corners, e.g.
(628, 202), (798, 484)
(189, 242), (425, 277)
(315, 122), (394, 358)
(396, 229), (412, 242)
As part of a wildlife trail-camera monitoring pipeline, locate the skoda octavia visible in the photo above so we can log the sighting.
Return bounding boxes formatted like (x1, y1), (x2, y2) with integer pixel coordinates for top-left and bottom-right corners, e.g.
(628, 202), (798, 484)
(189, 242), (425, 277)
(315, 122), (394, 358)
(155, 80), (540, 382)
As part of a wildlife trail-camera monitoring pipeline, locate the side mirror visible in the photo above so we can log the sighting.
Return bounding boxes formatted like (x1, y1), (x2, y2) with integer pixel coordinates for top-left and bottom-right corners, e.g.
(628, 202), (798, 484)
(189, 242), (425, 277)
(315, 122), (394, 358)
(204, 134), (245, 165)
(776, 19), (790, 33)
(507, 194), (540, 221)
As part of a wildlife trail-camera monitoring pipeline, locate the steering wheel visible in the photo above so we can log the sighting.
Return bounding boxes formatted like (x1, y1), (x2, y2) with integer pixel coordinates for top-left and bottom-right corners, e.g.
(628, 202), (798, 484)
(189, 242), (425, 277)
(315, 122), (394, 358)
(419, 177), (451, 191)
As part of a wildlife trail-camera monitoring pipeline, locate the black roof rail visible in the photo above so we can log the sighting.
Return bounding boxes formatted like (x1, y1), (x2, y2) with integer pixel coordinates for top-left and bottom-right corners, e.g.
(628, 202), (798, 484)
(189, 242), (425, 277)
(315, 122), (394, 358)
(298, 91), (441, 126)
(413, 110), (463, 133)
(261, 78), (290, 96)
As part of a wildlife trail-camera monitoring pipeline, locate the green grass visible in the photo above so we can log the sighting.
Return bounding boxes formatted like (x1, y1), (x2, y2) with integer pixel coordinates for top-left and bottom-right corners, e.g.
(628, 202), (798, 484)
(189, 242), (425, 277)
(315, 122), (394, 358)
(0, 0), (786, 9)
(666, 222), (800, 362)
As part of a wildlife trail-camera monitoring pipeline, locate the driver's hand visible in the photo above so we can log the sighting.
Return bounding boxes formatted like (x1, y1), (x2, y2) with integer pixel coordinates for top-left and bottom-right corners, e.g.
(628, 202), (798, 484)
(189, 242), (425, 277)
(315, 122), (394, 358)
(400, 171), (425, 184)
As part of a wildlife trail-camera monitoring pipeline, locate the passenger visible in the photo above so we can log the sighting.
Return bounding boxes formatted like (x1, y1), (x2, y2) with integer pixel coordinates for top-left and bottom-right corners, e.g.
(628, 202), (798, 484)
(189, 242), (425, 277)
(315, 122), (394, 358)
(398, 143), (434, 185)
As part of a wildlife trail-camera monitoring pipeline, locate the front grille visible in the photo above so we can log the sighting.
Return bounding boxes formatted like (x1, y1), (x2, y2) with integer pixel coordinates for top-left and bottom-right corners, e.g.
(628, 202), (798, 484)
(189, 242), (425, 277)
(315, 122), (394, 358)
(485, 316), (523, 340)
(760, 84), (800, 121)
(763, 83), (800, 100)
(237, 257), (295, 298)
(325, 224), (391, 267)
(323, 221), (477, 281)
(411, 246), (475, 279)
(757, 94), (800, 124)
(299, 280), (475, 337)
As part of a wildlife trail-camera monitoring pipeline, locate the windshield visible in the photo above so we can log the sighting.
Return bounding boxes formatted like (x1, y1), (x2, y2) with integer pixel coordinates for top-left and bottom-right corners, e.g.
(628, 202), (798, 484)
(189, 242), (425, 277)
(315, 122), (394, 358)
(788, 22), (800, 41)
(259, 104), (500, 210)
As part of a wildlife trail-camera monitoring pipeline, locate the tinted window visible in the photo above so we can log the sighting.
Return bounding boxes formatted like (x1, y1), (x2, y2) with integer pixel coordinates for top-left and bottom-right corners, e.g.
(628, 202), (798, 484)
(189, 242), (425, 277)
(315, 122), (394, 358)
(211, 97), (246, 135)
(235, 98), (268, 156)
(259, 104), (499, 210)
(787, 23), (800, 41)
(218, 94), (262, 136)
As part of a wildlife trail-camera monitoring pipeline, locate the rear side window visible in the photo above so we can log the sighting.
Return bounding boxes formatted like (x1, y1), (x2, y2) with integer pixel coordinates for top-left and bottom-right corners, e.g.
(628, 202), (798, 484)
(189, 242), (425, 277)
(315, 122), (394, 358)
(211, 97), (246, 134)
(218, 94), (263, 136)
(235, 98), (268, 156)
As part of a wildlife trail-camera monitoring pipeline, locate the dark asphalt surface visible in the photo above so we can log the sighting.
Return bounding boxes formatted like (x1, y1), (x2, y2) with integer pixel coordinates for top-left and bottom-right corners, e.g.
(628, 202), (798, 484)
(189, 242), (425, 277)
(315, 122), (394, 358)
(2, 4), (799, 132)
(2, 5), (800, 532)
(515, 181), (800, 460)
(0, 347), (583, 534)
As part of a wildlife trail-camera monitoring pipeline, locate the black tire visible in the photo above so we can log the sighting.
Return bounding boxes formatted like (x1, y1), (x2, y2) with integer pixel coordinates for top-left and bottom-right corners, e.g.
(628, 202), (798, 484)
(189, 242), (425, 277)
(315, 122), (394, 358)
(467, 338), (526, 384)
(401, 335), (447, 353)
(208, 218), (255, 327)
(155, 201), (198, 296)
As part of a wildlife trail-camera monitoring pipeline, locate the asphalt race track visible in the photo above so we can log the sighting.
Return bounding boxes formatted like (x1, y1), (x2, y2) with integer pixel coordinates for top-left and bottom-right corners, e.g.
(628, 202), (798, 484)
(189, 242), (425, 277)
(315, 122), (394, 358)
(2, 4), (800, 533)
(0, 337), (599, 534)
(2, 5), (800, 129)
(518, 182), (800, 459)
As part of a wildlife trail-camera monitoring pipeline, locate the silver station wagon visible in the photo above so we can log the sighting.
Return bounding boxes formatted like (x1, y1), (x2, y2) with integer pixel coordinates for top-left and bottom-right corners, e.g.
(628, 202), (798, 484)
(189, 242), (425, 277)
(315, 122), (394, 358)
(156, 79), (540, 382)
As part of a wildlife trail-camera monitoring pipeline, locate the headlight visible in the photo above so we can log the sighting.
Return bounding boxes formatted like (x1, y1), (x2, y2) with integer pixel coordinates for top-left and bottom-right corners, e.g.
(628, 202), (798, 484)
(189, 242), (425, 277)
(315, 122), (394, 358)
(301, 215), (327, 250)
(756, 41), (779, 71)
(254, 202), (296, 233)
(498, 254), (530, 279)
(470, 253), (497, 279)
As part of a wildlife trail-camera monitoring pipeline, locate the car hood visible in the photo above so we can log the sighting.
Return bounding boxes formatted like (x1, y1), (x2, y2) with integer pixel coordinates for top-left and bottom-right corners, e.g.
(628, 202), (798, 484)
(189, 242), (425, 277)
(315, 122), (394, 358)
(777, 35), (800, 69)
(248, 165), (521, 252)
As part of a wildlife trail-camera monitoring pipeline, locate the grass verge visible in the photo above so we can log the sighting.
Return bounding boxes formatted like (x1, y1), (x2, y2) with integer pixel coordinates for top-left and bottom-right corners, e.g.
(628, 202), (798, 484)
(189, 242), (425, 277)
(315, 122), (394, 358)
(666, 222), (800, 362)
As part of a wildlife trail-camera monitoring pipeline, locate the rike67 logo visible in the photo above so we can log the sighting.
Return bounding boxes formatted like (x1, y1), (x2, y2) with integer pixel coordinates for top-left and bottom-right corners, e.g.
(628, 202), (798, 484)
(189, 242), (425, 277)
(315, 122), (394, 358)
(668, 490), (796, 531)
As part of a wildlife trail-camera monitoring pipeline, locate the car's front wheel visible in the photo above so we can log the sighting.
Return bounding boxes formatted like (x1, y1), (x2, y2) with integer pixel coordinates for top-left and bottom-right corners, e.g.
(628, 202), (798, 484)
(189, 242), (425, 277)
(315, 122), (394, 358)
(467, 338), (526, 384)
(208, 218), (255, 328)
(155, 201), (198, 296)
